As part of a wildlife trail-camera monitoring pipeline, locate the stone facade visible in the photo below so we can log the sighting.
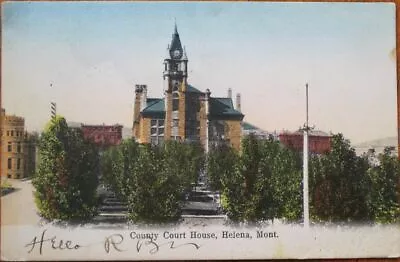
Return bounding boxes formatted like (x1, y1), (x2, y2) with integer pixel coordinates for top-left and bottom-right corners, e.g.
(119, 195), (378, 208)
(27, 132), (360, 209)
(1, 109), (37, 179)
(132, 25), (244, 151)
(139, 117), (151, 144)
(225, 120), (242, 150)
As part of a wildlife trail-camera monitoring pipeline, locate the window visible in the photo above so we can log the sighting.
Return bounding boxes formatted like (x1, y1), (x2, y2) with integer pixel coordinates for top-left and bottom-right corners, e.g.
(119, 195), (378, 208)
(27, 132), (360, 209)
(11, 130), (14, 136)
(17, 159), (21, 170)
(7, 175), (11, 179)
(172, 92), (179, 111)
(8, 158), (12, 169)
(8, 142), (12, 152)
(17, 142), (21, 153)
(7, 131), (9, 136)
(150, 119), (165, 146)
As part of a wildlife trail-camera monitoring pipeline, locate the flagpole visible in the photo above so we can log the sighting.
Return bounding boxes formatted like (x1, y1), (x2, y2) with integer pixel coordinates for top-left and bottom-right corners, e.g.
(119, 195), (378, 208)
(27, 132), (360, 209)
(50, 83), (56, 121)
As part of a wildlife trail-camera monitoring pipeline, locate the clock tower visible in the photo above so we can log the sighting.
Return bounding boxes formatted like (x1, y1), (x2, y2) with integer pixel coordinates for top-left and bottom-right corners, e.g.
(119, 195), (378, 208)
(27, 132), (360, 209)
(163, 24), (189, 140)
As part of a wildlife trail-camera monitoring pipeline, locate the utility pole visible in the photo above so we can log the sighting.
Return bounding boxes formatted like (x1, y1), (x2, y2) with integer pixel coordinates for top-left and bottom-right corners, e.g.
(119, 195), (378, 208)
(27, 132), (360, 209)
(303, 83), (310, 228)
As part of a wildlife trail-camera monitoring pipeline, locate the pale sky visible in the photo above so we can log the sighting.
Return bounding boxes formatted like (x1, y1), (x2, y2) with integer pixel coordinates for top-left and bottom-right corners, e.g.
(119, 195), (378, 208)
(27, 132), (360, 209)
(2, 2), (397, 144)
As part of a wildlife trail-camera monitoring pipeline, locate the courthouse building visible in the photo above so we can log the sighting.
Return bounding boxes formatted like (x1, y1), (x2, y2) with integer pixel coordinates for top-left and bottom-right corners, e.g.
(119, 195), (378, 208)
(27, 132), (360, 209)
(132, 25), (244, 150)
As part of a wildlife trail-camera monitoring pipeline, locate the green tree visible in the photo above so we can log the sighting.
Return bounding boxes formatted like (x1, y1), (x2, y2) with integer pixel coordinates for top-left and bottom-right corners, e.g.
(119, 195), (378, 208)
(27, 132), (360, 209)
(101, 139), (140, 202)
(101, 140), (202, 223)
(207, 143), (237, 191)
(267, 143), (302, 222)
(33, 116), (99, 220)
(309, 133), (370, 222)
(367, 147), (400, 223)
(208, 135), (302, 223)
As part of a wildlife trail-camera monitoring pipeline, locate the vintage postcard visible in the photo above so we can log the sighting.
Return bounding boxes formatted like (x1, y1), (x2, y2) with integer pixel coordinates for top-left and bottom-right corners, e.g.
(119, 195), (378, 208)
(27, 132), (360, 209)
(1, 1), (399, 260)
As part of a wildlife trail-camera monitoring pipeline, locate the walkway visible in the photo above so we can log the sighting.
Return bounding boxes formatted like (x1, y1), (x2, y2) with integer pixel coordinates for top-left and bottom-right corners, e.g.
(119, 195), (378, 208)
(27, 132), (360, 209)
(1, 179), (41, 225)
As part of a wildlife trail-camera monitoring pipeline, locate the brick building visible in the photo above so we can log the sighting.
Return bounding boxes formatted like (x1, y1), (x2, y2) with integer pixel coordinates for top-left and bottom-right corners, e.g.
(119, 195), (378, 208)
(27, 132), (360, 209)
(81, 124), (123, 148)
(1, 109), (37, 179)
(132, 25), (244, 150)
(279, 130), (332, 155)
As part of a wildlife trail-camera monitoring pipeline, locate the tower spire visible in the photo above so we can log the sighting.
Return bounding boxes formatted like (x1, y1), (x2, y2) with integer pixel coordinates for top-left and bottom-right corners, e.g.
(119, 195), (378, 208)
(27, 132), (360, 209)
(174, 18), (178, 34)
(169, 21), (183, 59)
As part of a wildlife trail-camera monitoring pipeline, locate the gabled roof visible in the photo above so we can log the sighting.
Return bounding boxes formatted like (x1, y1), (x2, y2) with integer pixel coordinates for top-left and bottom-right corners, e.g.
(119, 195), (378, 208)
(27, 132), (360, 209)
(146, 98), (162, 107)
(140, 92), (244, 120)
(142, 98), (165, 117)
(187, 84), (203, 94)
(209, 97), (244, 119)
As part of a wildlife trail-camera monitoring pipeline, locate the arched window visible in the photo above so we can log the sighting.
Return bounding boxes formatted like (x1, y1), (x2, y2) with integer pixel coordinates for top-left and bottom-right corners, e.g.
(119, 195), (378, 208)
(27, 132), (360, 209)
(172, 92), (179, 111)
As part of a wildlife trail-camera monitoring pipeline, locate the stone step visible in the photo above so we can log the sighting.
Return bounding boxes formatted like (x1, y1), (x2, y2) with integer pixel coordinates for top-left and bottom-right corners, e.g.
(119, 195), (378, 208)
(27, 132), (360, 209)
(182, 214), (227, 219)
(99, 205), (128, 213)
(93, 214), (128, 223)
(98, 212), (128, 217)
(102, 200), (127, 206)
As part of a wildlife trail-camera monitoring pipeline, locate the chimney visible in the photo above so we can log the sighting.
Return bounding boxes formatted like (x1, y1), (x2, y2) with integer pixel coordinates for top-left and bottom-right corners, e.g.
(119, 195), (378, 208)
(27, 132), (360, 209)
(205, 89), (211, 115)
(236, 93), (241, 112)
(227, 88), (232, 99)
(140, 85), (147, 111)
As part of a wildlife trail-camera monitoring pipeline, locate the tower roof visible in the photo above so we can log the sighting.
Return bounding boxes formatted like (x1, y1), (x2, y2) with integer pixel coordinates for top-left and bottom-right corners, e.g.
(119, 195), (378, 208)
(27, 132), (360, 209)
(170, 24), (183, 54)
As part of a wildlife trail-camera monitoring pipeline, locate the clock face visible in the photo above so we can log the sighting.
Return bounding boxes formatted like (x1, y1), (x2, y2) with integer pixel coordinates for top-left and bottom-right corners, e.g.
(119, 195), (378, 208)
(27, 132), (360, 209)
(173, 49), (181, 59)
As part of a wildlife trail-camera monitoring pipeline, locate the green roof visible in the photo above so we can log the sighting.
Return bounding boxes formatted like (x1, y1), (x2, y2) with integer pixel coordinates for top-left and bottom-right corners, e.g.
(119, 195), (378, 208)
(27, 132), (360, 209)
(209, 98), (244, 119)
(142, 98), (165, 117)
(187, 84), (203, 94)
(140, 93), (244, 120)
(242, 122), (260, 130)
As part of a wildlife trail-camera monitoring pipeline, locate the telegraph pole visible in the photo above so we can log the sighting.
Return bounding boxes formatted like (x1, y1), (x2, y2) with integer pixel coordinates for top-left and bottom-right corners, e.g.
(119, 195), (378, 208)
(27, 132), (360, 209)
(303, 83), (310, 228)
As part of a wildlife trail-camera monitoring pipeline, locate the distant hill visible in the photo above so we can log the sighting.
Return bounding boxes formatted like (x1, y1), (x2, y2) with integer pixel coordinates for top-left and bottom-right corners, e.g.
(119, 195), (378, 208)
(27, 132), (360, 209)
(353, 136), (398, 155)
